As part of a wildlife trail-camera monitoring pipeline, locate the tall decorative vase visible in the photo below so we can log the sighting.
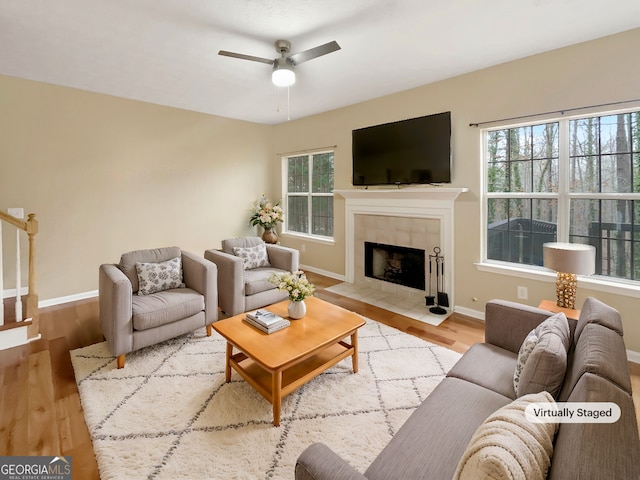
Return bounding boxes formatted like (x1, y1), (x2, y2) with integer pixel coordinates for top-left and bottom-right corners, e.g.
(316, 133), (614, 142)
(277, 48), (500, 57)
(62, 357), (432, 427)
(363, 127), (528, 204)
(262, 227), (278, 244)
(288, 300), (306, 319)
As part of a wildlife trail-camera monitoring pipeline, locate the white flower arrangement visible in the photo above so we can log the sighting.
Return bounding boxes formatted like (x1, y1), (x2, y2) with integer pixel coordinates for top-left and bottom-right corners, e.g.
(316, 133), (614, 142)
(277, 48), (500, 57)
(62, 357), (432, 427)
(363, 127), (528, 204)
(249, 194), (284, 229)
(269, 270), (315, 302)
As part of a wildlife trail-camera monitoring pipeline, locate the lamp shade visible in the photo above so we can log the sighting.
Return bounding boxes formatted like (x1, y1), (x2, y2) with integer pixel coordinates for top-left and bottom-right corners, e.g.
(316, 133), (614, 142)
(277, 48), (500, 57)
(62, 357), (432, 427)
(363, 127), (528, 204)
(543, 242), (595, 275)
(272, 59), (295, 87)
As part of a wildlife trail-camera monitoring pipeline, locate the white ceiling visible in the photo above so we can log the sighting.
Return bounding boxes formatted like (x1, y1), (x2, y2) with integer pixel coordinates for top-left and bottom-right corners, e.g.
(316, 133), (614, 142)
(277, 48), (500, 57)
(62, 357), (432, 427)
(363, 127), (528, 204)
(1, 0), (639, 125)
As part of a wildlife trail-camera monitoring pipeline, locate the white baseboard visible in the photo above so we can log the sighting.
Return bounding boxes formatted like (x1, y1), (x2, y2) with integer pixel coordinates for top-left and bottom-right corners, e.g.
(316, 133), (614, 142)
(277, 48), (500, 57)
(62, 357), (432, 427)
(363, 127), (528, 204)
(627, 349), (640, 365)
(2, 287), (29, 298)
(453, 305), (485, 321)
(39, 290), (98, 308)
(299, 264), (346, 282)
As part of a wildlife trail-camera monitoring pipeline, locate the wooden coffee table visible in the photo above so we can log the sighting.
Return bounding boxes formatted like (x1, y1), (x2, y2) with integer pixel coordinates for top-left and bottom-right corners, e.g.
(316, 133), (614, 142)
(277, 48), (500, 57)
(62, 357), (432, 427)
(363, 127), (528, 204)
(212, 296), (366, 426)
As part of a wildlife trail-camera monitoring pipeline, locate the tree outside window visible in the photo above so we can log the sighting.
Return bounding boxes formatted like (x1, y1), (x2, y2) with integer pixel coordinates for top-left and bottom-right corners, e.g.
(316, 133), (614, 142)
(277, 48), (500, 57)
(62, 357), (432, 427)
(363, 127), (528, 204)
(485, 110), (640, 282)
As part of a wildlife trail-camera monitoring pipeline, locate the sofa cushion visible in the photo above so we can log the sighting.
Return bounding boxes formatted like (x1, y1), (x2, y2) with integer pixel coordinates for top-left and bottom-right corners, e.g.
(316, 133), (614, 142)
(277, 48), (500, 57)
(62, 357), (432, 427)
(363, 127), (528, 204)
(132, 288), (204, 330)
(513, 329), (538, 394)
(365, 378), (512, 480)
(447, 343), (518, 399)
(550, 373), (640, 480)
(135, 257), (184, 295)
(233, 243), (271, 270)
(574, 296), (623, 342)
(453, 391), (558, 480)
(244, 268), (286, 296)
(558, 323), (633, 400)
(119, 246), (181, 293)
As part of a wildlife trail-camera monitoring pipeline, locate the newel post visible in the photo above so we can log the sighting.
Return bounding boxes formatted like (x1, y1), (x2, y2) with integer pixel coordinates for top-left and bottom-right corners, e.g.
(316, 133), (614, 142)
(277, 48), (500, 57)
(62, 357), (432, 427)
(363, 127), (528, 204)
(25, 213), (39, 339)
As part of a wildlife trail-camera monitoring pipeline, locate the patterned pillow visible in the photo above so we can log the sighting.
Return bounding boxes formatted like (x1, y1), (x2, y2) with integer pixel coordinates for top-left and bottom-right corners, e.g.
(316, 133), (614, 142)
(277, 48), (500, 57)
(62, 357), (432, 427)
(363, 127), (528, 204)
(513, 329), (538, 394)
(233, 243), (271, 270)
(135, 257), (184, 296)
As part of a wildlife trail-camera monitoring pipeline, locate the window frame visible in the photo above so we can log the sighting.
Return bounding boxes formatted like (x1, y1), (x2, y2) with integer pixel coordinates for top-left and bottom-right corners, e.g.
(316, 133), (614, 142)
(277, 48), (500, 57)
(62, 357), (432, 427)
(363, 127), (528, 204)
(281, 149), (335, 243)
(478, 107), (640, 298)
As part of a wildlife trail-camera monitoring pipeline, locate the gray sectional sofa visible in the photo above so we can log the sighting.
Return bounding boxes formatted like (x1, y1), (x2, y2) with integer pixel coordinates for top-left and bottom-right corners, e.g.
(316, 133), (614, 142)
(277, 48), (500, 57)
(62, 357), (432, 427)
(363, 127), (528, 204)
(295, 297), (640, 480)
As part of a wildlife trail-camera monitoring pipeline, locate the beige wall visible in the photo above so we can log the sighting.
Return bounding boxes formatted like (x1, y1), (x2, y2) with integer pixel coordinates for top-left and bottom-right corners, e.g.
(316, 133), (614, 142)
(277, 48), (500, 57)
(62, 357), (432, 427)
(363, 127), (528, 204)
(0, 75), (277, 300)
(274, 28), (640, 351)
(2, 28), (639, 351)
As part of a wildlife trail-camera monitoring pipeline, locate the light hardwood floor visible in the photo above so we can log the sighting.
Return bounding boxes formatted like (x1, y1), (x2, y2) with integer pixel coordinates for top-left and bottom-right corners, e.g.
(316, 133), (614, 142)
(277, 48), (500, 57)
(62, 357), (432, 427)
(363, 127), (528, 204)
(1, 271), (638, 479)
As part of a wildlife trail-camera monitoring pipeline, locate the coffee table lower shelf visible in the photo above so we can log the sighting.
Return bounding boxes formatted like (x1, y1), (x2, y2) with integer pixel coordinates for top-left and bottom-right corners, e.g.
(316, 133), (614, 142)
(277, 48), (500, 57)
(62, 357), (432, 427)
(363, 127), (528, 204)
(227, 340), (356, 426)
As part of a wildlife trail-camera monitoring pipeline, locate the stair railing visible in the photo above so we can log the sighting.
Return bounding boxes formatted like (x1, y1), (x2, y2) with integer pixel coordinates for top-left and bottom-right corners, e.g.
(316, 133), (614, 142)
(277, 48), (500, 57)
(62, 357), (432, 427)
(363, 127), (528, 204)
(0, 211), (39, 339)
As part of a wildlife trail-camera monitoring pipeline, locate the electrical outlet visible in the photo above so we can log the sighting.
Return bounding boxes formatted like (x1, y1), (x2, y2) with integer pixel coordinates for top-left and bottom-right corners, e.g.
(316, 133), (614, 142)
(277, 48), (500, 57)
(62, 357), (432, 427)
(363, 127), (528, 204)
(517, 286), (528, 300)
(300, 244), (306, 253)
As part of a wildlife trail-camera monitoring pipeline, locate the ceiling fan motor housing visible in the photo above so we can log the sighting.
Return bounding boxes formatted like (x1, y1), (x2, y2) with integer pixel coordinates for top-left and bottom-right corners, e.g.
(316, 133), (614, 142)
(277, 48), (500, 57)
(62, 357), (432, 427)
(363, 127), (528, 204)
(275, 39), (291, 55)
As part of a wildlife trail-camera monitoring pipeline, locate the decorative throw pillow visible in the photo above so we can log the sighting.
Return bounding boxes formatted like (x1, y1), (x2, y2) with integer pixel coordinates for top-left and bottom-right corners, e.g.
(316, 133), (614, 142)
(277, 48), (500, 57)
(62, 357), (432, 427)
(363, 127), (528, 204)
(453, 391), (559, 480)
(517, 312), (570, 398)
(135, 257), (184, 296)
(233, 243), (271, 270)
(514, 329), (538, 394)
(534, 312), (571, 351)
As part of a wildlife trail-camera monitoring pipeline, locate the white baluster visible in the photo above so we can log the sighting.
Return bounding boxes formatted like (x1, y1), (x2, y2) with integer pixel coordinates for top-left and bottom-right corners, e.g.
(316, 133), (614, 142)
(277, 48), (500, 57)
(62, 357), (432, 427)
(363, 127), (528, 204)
(8, 209), (24, 322)
(15, 222), (22, 322)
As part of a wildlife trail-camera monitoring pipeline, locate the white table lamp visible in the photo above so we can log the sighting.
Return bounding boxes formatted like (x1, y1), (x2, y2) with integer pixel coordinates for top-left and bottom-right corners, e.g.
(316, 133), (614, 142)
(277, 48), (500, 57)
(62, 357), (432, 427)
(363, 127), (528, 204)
(543, 242), (595, 309)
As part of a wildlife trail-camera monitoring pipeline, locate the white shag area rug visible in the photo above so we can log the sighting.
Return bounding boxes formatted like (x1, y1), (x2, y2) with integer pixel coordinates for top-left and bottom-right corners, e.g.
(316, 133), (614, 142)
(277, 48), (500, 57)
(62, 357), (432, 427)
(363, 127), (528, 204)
(71, 319), (461, 480)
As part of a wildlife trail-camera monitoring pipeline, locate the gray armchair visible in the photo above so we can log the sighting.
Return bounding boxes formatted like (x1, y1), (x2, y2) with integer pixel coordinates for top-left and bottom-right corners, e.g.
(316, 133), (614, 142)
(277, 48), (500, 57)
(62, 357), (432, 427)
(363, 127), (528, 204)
(204, 237), (299, 316)
(99, 246), (218, 368)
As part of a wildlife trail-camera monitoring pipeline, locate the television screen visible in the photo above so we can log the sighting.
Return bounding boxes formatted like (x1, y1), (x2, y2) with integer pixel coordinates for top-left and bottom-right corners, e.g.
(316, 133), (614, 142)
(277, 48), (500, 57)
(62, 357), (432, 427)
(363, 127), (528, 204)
(352, 111), (451, 185)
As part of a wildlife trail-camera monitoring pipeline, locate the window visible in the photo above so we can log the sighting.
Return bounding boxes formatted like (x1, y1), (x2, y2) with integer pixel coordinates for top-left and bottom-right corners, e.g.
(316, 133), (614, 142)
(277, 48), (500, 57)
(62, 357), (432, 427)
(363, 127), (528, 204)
(484, 109), (640, 282)
(284, 150), (334, 239)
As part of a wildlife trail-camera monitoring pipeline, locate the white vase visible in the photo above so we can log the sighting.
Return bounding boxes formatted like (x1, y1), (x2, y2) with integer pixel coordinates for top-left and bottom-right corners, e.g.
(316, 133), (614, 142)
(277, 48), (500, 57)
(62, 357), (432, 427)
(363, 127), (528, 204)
(288, 300), (306, 319)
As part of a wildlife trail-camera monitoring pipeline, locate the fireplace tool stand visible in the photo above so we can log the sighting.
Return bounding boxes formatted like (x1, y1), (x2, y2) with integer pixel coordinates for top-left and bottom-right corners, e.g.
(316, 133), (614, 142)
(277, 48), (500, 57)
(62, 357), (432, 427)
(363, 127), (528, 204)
(426, 247), (448, 315)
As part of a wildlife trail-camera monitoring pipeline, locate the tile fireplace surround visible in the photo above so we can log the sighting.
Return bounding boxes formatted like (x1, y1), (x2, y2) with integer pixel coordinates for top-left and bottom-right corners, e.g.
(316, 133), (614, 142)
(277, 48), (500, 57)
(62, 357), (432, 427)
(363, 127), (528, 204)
(335, 187), (468, 318)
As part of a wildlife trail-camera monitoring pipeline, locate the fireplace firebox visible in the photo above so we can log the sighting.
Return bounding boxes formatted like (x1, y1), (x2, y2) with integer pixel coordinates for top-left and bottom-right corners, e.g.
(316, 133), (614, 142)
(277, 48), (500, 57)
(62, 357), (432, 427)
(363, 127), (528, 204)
(364, 242), (426, 290)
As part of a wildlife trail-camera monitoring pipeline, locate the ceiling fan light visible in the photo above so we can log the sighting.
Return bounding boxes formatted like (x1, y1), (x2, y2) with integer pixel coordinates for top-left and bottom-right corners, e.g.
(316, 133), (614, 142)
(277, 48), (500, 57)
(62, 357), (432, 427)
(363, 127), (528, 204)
(272, 64), (295, 87)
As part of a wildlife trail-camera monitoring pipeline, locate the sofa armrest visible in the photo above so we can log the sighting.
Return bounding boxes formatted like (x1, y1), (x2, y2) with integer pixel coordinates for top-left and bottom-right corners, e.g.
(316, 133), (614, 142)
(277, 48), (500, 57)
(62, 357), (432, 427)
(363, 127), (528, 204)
(204, 249), (245, 315)
(485, 299), (555, 353)
(295, 443), (368, 480)
(99, 264), (133, 357)
(266, 244), (300, 272)
(182, 251), (218, 325)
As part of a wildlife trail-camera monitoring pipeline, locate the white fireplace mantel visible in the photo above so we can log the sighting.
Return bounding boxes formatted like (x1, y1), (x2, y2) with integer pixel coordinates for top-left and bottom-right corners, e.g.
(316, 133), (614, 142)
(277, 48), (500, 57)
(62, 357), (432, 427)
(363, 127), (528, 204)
(334, 187), (468, 202)
(335, 187), (468, 304)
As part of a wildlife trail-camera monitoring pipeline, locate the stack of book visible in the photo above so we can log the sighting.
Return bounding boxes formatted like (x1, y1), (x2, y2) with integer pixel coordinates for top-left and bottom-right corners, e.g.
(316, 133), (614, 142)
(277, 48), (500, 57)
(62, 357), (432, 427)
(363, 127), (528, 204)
(244, 309), (290, 334)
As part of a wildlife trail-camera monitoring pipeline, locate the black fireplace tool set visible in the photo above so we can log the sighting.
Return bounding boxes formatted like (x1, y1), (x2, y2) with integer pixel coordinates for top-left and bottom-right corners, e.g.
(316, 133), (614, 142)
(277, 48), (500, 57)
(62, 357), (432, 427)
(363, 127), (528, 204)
(425, 246), (449, 315)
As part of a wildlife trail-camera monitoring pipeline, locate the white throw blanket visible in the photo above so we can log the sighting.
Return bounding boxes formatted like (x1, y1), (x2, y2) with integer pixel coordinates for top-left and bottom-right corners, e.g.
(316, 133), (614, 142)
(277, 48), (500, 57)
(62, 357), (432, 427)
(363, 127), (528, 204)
(454, 391), (558, 480)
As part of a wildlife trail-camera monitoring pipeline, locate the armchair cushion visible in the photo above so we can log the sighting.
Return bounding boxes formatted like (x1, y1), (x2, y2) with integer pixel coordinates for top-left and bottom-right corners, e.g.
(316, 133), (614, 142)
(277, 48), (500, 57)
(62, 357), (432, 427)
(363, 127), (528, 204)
(244, 267), (287, 296)
(221, 236), (263, 255)
(132, 287), (205, 331)
(233, 243), (271, 269)
(135, 256), (184, 295)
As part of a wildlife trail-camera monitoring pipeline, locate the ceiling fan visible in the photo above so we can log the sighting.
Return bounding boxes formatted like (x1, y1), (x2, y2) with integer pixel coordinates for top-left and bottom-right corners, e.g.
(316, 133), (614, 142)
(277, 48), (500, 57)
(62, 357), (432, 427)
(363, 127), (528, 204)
(218, 40), (341, 87)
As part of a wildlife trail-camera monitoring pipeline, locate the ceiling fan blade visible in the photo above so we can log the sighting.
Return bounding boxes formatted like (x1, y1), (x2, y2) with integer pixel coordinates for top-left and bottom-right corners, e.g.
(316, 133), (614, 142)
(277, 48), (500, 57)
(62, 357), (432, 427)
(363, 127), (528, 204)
(288, 41), (341, 65)
(218, 50), (274, 65)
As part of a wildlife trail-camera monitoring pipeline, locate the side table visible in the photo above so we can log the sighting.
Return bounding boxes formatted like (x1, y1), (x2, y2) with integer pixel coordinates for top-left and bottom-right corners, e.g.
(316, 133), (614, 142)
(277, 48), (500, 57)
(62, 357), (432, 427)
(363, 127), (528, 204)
(538, 299), (580, 321)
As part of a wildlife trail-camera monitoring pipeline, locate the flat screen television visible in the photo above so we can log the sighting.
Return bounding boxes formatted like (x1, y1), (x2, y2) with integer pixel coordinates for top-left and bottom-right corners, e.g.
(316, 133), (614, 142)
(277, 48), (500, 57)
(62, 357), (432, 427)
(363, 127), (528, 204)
(352, 111), (451, 186)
